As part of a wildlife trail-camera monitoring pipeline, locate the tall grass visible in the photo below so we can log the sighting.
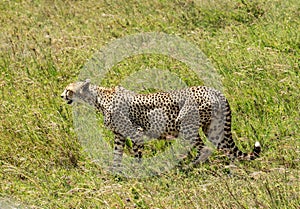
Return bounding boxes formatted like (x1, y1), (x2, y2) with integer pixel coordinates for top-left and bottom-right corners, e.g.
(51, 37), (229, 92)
(0, 0), (299, 208)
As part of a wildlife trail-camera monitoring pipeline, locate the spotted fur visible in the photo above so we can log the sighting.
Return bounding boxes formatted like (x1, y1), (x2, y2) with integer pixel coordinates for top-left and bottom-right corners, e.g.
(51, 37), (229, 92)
(61, 79), (261, 168)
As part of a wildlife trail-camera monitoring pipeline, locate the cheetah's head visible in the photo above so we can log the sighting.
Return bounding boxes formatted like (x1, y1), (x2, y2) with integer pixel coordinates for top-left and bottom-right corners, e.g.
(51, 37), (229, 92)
(61, 79), (91, 105)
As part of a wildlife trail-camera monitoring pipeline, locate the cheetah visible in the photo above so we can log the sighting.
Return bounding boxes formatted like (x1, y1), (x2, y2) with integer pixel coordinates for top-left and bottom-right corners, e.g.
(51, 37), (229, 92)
(61, 79), (261, 169)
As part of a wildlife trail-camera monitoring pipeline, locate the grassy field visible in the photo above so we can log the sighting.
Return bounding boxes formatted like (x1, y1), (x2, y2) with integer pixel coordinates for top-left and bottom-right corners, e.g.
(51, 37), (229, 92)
(0, 0), (299, 208)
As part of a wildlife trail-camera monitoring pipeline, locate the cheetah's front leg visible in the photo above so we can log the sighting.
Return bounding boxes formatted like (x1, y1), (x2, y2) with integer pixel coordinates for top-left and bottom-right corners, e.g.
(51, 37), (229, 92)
(110, 111), (145, 167)
(112, 132), (126, 171)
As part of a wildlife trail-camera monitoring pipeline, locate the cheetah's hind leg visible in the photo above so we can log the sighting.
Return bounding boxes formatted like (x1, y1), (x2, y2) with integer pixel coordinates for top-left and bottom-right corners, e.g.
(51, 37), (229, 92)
(176, 105), (212, 168)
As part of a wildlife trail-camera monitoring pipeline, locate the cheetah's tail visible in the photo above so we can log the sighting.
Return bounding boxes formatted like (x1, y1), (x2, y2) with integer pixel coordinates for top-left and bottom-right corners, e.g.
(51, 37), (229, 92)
(249, 141), (261, 160)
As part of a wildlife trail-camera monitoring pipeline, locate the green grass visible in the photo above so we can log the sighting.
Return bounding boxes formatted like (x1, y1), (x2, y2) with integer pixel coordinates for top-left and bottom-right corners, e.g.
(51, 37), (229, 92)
(0, 0), (299, 208)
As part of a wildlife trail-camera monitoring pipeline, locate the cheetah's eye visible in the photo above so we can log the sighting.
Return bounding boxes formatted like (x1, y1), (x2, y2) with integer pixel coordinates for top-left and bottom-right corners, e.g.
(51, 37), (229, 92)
(66, 90), (73, 98)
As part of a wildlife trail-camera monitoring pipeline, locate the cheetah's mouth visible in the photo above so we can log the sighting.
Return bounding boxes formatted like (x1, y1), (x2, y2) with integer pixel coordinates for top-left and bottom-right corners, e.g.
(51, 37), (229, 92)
(67, 100), (73, 104)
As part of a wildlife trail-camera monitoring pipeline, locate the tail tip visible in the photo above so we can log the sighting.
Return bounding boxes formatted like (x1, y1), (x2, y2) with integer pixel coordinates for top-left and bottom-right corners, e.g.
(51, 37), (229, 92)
(251, 141), (261, 159)
(255, 141), (261, 148)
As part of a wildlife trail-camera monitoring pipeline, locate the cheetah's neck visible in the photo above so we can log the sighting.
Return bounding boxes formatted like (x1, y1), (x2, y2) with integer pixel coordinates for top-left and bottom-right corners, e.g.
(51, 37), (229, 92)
(84, 84), (116, 113)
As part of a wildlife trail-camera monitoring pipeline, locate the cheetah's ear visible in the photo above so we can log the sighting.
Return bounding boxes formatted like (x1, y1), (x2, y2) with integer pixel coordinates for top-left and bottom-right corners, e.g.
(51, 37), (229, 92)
(82, 79), (91, 91)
